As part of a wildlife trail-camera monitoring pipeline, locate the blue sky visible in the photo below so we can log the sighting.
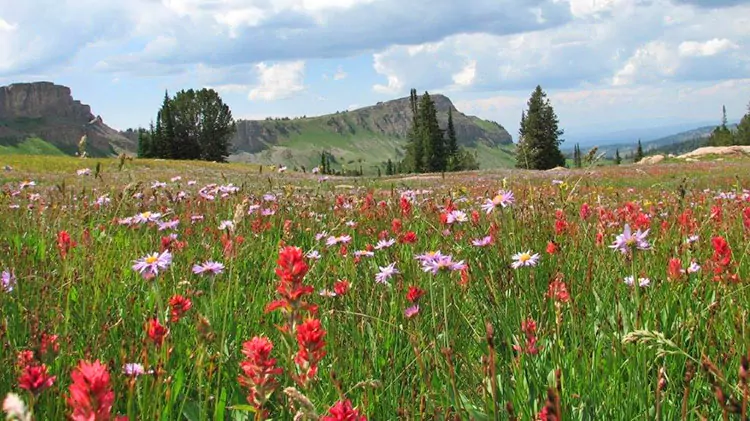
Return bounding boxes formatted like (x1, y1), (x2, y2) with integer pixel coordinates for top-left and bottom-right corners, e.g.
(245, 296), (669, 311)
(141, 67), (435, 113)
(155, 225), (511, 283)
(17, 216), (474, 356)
(1, 0), (749, 141)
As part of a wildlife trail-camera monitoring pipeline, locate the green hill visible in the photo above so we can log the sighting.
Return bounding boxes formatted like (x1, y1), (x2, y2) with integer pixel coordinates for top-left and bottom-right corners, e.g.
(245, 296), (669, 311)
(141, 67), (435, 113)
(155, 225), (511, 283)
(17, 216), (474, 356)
(229, 94), (514, 172)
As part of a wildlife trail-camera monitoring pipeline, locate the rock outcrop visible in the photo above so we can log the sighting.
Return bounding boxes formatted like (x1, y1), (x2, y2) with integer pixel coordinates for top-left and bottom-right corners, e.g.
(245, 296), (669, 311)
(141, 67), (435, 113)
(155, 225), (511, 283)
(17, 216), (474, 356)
(677, 146), (750, 160)
(636, 155), (665, 165)
(0, 82), (136, 156)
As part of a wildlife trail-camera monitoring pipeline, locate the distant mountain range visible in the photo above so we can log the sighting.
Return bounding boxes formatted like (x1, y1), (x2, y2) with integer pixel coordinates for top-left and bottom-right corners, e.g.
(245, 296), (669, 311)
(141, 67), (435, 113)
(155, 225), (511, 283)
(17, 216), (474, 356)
(575, 124), (738, 158)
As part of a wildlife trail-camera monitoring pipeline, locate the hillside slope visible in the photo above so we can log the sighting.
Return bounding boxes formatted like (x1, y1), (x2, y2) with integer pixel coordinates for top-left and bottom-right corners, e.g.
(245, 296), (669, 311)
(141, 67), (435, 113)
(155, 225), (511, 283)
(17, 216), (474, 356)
(230, 94), (514, 171)
(590, 124), (737, 158)
(0, 82), (136, 157)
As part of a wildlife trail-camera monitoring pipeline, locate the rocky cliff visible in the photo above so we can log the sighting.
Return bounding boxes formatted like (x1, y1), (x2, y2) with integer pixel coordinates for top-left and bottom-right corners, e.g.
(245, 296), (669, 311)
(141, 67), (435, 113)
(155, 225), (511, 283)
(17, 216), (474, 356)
(0, 82), (136, 156)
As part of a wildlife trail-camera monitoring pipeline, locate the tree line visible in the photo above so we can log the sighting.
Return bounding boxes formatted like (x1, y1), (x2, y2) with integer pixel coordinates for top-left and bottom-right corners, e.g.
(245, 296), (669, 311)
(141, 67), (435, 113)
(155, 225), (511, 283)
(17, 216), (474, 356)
(707, 104), (750, 147)
(137, 89), (236, 162)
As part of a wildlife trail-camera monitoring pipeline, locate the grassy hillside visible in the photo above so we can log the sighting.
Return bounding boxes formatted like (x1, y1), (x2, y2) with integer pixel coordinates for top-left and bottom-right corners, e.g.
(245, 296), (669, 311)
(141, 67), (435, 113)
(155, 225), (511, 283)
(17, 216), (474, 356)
(0, 137), (66, 156)
(230, 94), (515, 173)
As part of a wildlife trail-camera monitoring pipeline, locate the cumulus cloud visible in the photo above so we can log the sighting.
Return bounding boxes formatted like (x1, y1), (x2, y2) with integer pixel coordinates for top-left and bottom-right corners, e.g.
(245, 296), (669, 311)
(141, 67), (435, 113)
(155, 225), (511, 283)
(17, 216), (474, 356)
(671, 0), (750, 7)
(333, 66), (348, 81)
(248, 61), (306, 101)
(370, 0), (750, 94)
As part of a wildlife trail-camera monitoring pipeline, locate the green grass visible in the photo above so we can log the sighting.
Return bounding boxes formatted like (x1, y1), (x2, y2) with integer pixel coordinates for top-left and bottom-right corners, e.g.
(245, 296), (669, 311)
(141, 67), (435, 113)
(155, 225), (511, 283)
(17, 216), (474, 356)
(1, 155), (750, 419)
(0, 137), (66, 156)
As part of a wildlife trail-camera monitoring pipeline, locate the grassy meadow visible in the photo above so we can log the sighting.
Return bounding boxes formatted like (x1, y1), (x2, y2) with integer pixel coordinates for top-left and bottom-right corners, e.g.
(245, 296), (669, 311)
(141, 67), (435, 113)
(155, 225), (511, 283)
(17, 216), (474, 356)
(1, 155), (750, 420)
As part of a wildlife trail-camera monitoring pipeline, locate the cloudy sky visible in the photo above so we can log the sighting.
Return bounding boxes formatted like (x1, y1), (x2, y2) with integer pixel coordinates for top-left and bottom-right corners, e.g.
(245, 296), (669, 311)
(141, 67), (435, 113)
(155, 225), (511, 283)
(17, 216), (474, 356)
(1, 0), (749, 141)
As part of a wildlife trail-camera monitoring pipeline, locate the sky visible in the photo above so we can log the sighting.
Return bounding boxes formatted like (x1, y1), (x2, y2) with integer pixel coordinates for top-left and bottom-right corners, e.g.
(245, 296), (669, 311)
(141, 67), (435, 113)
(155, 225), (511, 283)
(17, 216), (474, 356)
(1, 0), (749, 142)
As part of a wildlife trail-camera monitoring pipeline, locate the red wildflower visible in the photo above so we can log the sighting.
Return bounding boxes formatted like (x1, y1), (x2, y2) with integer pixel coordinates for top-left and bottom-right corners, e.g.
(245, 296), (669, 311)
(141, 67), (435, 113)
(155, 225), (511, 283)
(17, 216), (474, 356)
(743, 207), (750, 231)
(710, 205), (723, 223)
(667, 258), (683, 281)
(18, 363), (55, 394)
(57, 230), (76, 259)
(321, 399), (367, 421)
(238, 336), (282, 410)
(391, 218), (402, 234)
(580, 203), (591, 220)
(168, 294), (193, 323)
(711, 236), (732, 267)
(161, 235), (186, 252)
(399, 231), (418, 244)
(406, 286), (426, 303)
(471, 210), (480, 225)
(17, 350), (34, 368)
(294, 318), (327, 385)
(266, 246), (317, 331)
(595, 231), (604, 245)
(513, 318), (540, 356)
(459, 266), (470, 287)
(67, 360), (114, 421)
(333, 280), (350, 296)
(146, 318), (168, 346)
(546, 241), (559, 255)
(40, 333), (60, 357)
(547, 277), (570, 303)
(399, 196), (411, 216)
(677, 209), (697, 233)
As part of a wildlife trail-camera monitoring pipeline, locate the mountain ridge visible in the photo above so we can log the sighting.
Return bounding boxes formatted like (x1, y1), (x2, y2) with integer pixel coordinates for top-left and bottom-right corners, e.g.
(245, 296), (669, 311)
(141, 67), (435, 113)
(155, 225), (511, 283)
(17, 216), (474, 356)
(0, 82), (136, 156)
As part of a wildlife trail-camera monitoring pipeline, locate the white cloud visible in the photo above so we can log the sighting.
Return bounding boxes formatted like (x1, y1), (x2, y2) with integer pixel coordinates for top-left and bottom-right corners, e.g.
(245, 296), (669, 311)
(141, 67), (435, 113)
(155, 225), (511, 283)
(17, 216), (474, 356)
(249, 61), (306, 101)
(452, 60), (477, 87)
(678, 38), (738, 57)
(333, 66), (347, 80)
(0, 18), (17, 32)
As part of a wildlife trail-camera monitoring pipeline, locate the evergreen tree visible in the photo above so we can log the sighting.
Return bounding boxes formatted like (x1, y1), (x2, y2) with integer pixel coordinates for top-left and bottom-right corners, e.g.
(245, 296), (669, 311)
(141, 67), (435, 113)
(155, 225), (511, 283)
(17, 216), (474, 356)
(156, 91), (176, 159)
(614, 148), (622, 165)
(386, 159), (394, 175)
(404, 89), (424, 172)
(446, 107), (460, 170)
(634, 139), (644, 163)
(708, 105), (734, 146)
(137, 126), (153, 158)
(516, 86), (565, 170)
(419, 92), (445, 172)
(736, 102), (750, 146)
(377, 167), (381, 177)
(320, 152), (327, 174)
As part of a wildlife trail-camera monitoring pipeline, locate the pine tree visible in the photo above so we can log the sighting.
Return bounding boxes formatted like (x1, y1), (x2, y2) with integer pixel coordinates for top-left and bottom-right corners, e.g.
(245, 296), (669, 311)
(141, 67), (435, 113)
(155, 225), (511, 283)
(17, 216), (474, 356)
(736, 102), (750, 146)
(137, 126), (153, 158)
(419, 92), (445, 172)
(446, 107), (459, 171)
(320, 152), (327, 175)
(708, 105), (734, 146)
(404, 89), (424, 173)
(614, 148), (622, 165)
(634, 139), (644, 163)
(386, 159), (393, 175)
(516, 86), (565, 170)
(158, 91), (176, 159)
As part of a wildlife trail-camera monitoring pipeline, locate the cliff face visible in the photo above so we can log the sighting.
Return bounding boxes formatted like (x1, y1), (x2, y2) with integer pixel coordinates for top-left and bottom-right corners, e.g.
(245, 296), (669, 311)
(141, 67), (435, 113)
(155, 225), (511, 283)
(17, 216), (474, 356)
(0, 82), (136, 156)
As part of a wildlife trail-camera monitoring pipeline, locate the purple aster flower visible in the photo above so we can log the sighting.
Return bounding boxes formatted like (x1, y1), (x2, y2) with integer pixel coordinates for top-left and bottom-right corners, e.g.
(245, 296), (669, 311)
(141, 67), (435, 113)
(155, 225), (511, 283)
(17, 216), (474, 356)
(151, 181), (167, 189)
(421, 254), (467, 274)
(2, 270), (16, 292)
(374, 238), (396, 250)
(404, 305), (420, 318)
(511, 250), (540, 269)
(481, 190), (515, 214)
(354, 250), (374, 258)
(77, 168), (91, 176)
(624, 276), (650, 287)
(414, 250), (445, 263)
(191, 214), (204, 224)
(326, 235), (352, 246)
(306, 250), (322, 260)
(315, 231), (329, 242)
(133, 211), (162, 224)
(123, 363), (147, 377)
(157, 219), (180, 231)
(261, 208), (275, 216)
(471, 235), (493, 247)
(192, 261), (225, 276)
(687, 262), (701, 274)
(132, 251), (172, 279)
(375, 262), (399, 284)
(609, 224), (650, 254)
(218, 220), (234, 231)
(446, 210), (468, 224)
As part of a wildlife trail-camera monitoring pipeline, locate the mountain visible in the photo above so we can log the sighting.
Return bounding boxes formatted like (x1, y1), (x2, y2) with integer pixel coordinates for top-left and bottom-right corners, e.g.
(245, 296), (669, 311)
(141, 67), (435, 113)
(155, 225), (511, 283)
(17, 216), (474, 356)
(570, 124), (738, 158)
(229, 94), (514, 171)
(0, 82), (136, 156)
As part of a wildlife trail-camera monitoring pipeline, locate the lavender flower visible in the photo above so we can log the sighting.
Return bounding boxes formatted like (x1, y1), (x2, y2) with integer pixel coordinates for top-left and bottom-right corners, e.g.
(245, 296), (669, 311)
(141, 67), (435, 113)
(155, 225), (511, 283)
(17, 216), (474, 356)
(157, 219), (180, 231)
(421, 254), (466, 275)
(404, 305), (420, 318)
(687, 262), (701, 274)
(624, 276), (650, 287)
(2, 270), (16, 292)
(132, 251), (172, 279)
(511, 250), (540, 269)
(471, 236), (493, 247)
(375, 263), (399, 284)
(609, 224), (650, 254)
(305, 250), (322, 260)
(481, 190), (515, 214)
(192, 261), (225, 276)
(123, 363), (147, 377)
(326, 235), (352, 246)
(374, 238), (396, 250)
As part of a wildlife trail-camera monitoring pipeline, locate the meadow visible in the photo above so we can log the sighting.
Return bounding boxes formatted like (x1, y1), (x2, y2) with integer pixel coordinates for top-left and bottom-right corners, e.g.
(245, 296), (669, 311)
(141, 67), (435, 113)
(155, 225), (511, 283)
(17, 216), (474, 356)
(1, 155), (749, 420)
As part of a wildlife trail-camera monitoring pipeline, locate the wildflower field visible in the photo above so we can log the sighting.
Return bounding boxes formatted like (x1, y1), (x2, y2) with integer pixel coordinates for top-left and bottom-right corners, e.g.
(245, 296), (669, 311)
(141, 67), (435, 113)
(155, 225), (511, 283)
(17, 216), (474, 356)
(1, 155), (750, 420)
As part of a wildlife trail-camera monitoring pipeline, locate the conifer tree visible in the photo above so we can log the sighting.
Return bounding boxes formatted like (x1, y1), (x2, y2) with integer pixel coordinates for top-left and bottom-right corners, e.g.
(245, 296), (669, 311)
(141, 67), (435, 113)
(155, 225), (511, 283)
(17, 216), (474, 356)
(708, 105), (734, 146)
(634, 139), (644, 163)
(614, 148), (622, 165)
(446, 107), (460, 170)
(419, 92), (445, 172)
(516, 86), (565, 170)
(736, 102), (750, 146)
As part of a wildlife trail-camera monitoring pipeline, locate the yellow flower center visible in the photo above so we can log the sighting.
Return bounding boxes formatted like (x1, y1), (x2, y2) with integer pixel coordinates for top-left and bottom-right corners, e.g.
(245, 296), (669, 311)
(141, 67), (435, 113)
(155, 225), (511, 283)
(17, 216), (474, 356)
(519, 253), (531, 262)
(492, 194), (504, 205)
(145, 256), (158, 264)
(141, 212), (151, 218)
